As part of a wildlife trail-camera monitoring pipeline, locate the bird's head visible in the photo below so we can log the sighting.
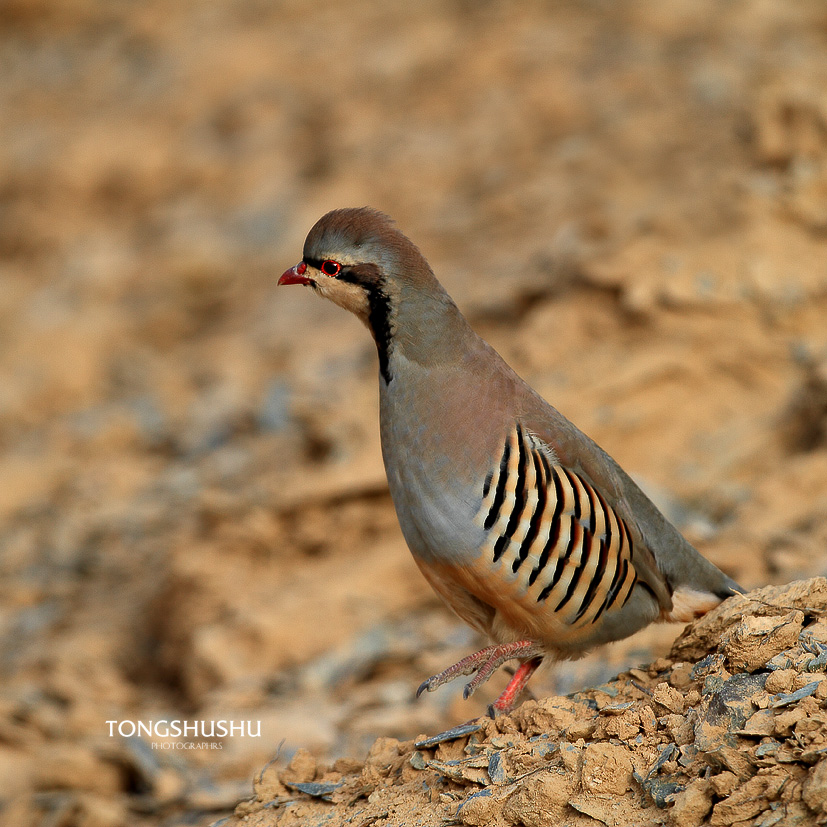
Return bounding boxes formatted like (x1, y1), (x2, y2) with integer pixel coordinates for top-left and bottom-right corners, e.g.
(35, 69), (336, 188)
(279, 207), (427, 324)
(279, 207), (469, 382)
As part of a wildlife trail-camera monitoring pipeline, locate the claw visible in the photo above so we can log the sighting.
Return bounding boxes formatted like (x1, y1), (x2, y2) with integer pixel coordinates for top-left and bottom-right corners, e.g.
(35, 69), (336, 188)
(416, 678), (433, 698)
(414, 640), (544, 711)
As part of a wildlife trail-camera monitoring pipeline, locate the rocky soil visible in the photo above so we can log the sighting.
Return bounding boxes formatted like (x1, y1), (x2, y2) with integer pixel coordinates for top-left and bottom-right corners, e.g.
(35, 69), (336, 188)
(228, 580), (827, 827)
(1, 1), (827, 826)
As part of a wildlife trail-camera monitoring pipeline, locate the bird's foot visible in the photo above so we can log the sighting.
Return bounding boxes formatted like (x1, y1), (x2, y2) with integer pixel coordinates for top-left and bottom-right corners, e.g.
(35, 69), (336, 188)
(416, 640), (544, 709)
(416, 643), (502, 697)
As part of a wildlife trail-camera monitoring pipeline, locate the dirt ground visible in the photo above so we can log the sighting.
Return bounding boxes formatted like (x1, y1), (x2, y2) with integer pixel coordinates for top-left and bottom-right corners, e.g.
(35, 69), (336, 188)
(1, 1), (827, 825)
(229, 579), (827, 827)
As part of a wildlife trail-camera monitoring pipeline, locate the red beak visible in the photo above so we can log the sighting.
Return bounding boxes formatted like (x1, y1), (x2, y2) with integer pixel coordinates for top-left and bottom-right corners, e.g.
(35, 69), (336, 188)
(279, 261), (311, 286)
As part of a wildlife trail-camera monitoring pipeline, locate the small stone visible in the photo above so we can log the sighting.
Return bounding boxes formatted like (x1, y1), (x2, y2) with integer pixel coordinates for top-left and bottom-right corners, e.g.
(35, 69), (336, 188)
(765, 669), (796, 694)
(600, 709), (640, 741)
(427, 755), (489, 787)
(489, 731), (521, 749)
(694, 720), (728, 752)
(601, 701), (634, 715)
(581, 743), (634, 796)
(780, 777), (805, 804)
(723, 611), (804, 672)
(799, 640), (827, 674)
(690, 654), (723, 682)
(794, 672), (825, 691)
(754, 693), (771, 710)
(283, 780), (343, 799)
(573, 792), (645, 822)
(436, 734), (471, 762)
(364, 737), (400, 771)
(333, 757), (363, 774)
(755, 740), (780, 758)
(807, 620), (827, 645)
(415, 723), (481, 749)
(669, 663), (694, 690)
(804, 758), (827, 814)
(705, 672), (767, 730)
(639, 706), (658, 735)
(501, 768), (573, 825)
(457, 788), (499, 826)
(679, 744), (699, 767)
(774, 706), (807, 738)
(739, 710), (775, 737)
(566, 717), (597, 741)
(793, 709), (827, 742)
(703, 675), (726, 696)
(636, 759), (684, 808)
(670, 778), (713, 827)
(530, 700), (580, 735)
(709, 775), (772, 825)
(559, 743), (581, 775)
(361, 738), (406, 787)
(709, 771), (739, 797)
(280, 747), (317, 785)
(770, 683), (820, 710)
(254, 760), (289, 800)
(766, 653), (794, 671)
(487, 751), (508, 785)
(651, 657), (673, 674)
(527, 736), (557, 759)
(702, 745), (755, 780)
(661, 713), (695, 746)
(641, 742), (678, 780)
(653, 682), (685, 714)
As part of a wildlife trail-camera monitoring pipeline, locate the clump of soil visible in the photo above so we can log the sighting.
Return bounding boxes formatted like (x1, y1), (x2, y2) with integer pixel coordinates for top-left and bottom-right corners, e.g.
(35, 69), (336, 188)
(230, 579), (827, 827)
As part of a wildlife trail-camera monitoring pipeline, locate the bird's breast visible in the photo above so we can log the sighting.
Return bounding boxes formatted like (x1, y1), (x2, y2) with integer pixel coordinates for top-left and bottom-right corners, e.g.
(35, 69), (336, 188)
(378, 362), (494, 568)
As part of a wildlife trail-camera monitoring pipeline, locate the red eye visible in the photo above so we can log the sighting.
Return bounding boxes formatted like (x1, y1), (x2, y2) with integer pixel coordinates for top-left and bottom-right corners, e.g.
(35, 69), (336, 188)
(321, 260), (341, 276)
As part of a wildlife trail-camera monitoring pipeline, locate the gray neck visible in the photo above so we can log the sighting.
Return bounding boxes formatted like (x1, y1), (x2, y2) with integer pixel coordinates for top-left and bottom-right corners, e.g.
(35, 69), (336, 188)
(383, 281), (476, 380)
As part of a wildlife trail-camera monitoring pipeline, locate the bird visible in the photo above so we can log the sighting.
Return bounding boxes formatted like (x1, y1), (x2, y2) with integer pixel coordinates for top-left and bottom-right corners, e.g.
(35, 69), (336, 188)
(279, 207), (743, 714)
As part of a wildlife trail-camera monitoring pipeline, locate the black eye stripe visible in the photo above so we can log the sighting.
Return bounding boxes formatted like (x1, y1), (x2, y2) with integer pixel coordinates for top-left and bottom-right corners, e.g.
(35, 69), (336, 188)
(303, 257), (366, 286)
(304, 256), (342, 275)
(302, 257), (385, 291)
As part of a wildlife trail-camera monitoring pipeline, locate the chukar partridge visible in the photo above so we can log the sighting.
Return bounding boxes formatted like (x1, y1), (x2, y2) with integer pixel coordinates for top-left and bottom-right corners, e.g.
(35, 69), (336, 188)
(279, 207), (742, 714)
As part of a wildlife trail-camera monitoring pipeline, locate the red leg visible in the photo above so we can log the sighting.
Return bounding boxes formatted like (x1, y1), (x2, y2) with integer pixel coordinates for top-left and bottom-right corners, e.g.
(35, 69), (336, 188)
(489, 656), (543, 715)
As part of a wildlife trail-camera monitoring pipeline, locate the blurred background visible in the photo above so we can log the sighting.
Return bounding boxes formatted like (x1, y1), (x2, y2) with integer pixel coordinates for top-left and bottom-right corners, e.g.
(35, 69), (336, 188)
(1, 0), (827, 824)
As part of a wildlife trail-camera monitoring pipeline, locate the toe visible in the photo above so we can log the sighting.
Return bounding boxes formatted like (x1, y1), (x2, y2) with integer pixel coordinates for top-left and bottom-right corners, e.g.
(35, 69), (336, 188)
(416, 677), (434, 698)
